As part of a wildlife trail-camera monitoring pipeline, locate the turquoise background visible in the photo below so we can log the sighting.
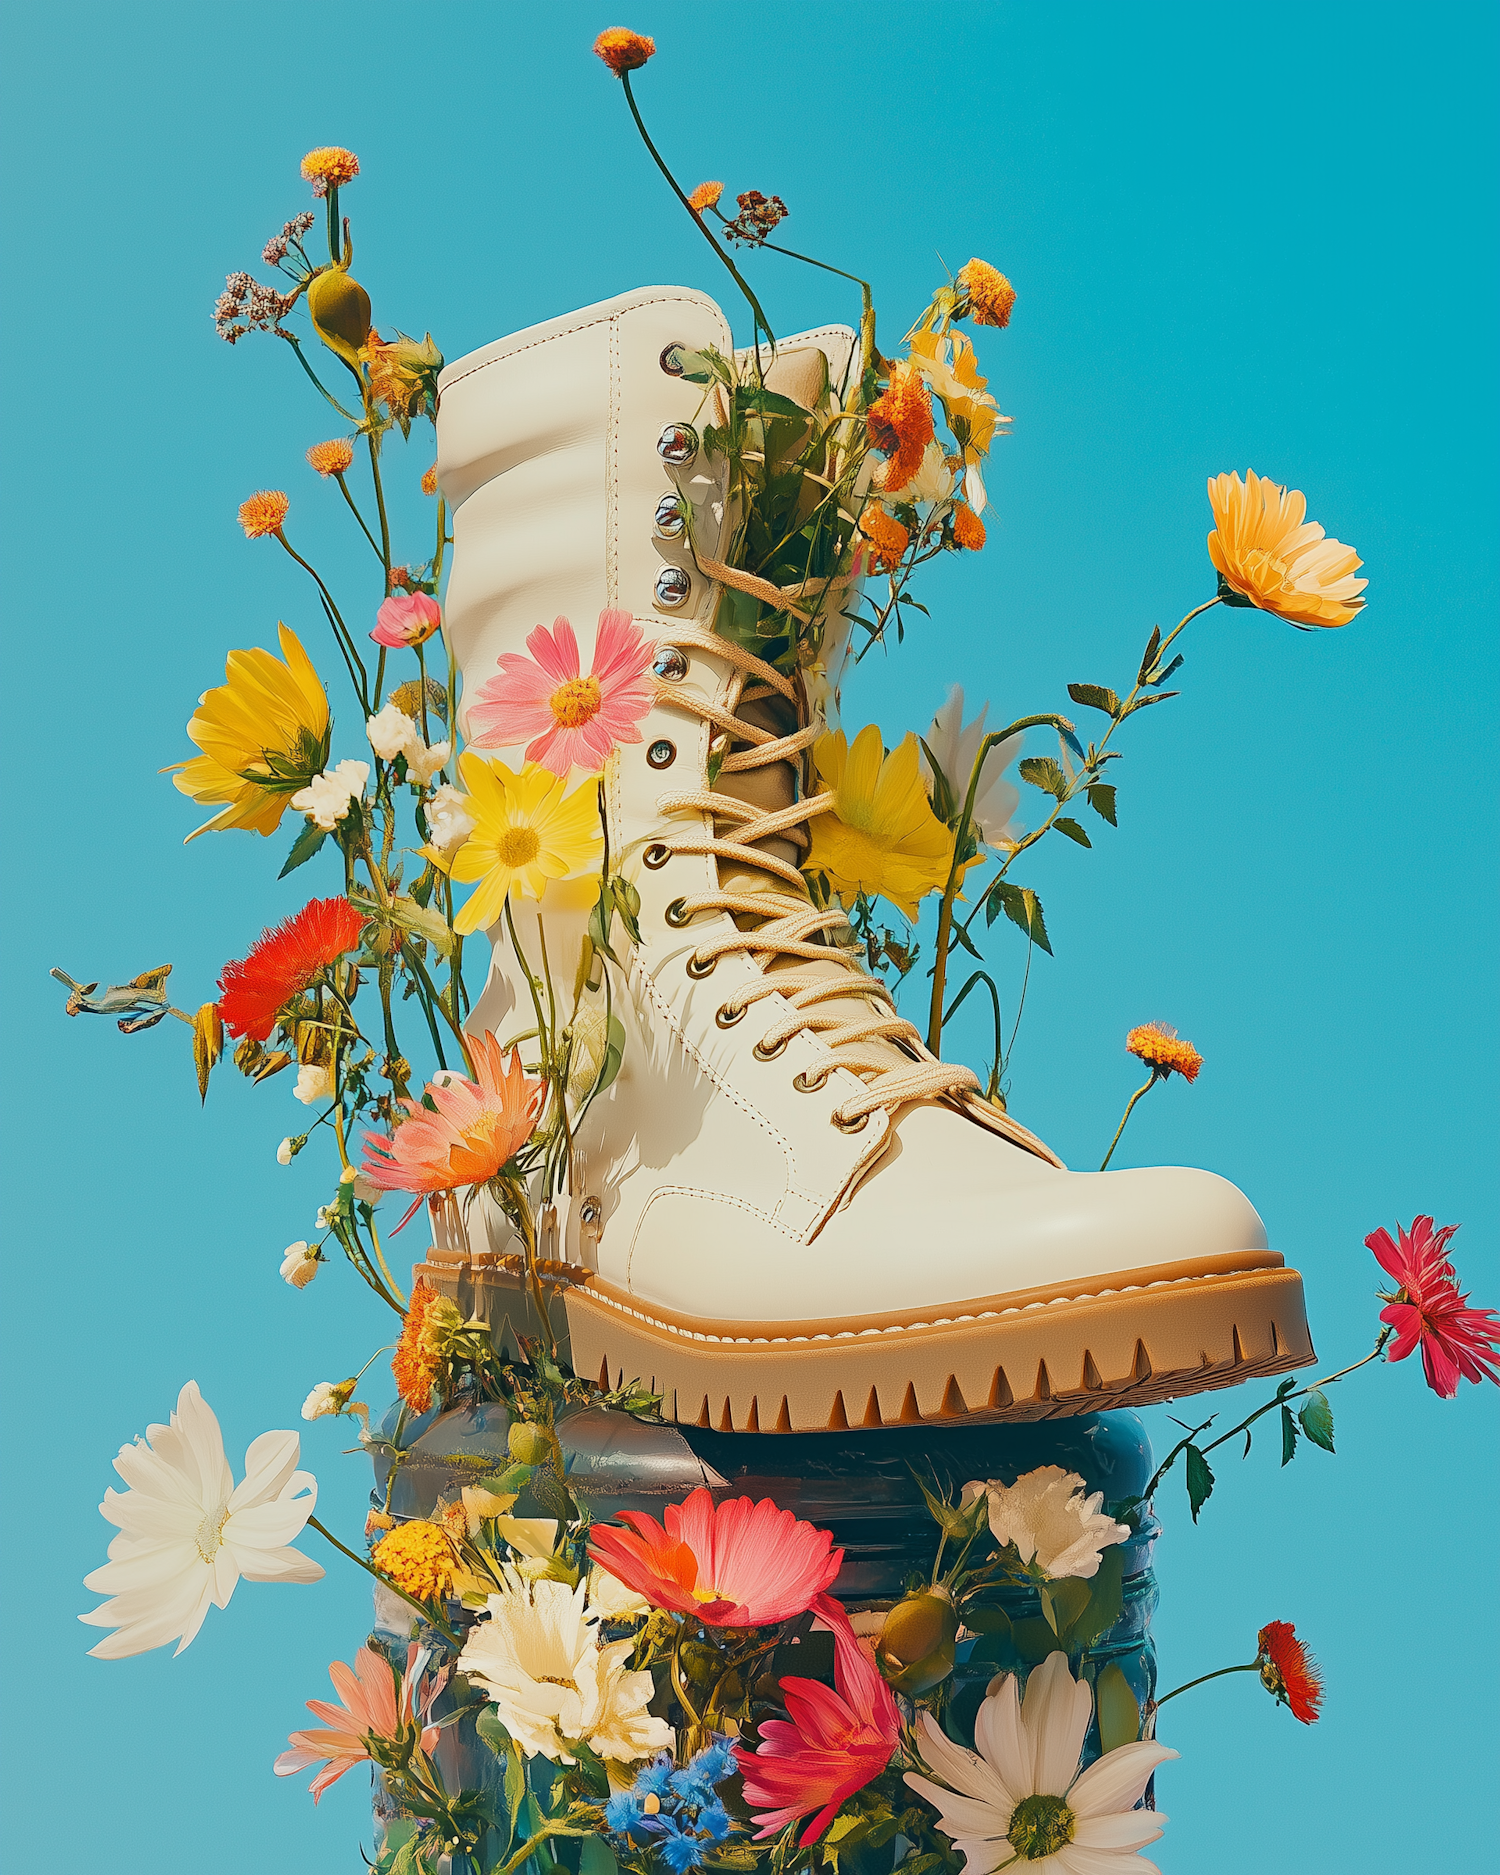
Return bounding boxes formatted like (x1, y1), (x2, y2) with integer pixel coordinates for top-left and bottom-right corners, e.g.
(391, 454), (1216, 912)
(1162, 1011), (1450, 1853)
(3, 2), (1495, 1868)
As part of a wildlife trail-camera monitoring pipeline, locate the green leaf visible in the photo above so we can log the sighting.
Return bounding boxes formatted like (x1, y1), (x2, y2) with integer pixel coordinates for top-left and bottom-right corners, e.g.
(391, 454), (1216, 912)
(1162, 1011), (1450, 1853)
(962, 1602), (1013, 1637)
(610, 874), (643, 948)
(1280, 1402), (1299, 1467)
(919, 736), (957, 824)
(984, 881), (1053, 955)
(1010, 1615), (1068, 1663)
(1095, 1663), (1141, 1753)
(1122, 690), (1180, 716)
(1298, 1388), (1336, 1453)
(1086, 784), (1118, 826)
(595, 1012), (627, 1096)
(1018, 756), (1068, 800)
(1053, 817), (1092, 849)
(1066, 682), (1121, 717)
(278, 817), (329, 879)
(669, 344), (733, 386)
(736, 385), (811, 420)
(1185, 1443), (1215, 1521)
(578, 1844), (618, 1875)
(503, 1739), (526, 1825)
(1137, 627), (1162, 685)
(1040, 1576), (1092, 1637)
(476, 1708), (511, 1758)
(1066, 1543), (1124, 1651)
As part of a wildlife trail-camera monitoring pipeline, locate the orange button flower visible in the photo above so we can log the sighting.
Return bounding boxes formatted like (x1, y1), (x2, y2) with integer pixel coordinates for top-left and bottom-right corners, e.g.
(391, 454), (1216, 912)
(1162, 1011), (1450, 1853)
(238, 490), (290, 539)
(1126, 1021), (1203, 1083)
(300, 146), (359, 196)
(957, 257), (1017, 328)
(866, 361), (934, 493)
(594, 28), (655, 74)
(306, 440), (354, 478)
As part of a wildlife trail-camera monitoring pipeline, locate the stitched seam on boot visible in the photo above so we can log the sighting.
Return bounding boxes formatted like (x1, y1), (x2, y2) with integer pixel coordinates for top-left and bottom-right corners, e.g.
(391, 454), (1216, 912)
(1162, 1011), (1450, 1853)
(626, 1185), (798, 1296)
(606, 314), (620, 604)
(440, 291), (732, 391)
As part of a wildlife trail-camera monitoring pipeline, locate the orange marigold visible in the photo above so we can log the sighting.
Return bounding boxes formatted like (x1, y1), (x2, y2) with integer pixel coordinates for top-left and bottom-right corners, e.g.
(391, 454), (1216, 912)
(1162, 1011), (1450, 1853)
(958, 258), (1017, 329)
(306, 438), (355, 478)
(952, 503), (986, 551)
(858, 506), (910, 573)
(392, 1279), (444, 1413)
(421, 464), (438, 497)
(371, 1520), (454, 1602)
(867, 362), (935, 493)
(687, 180), (724, 213)
(594, 28), (656, 74)
(1126, 1021), (1203, 1084)
(300, 146), (360, 194)
(238, 490), (290, 539)
(1257, 1620), (1324, 1724)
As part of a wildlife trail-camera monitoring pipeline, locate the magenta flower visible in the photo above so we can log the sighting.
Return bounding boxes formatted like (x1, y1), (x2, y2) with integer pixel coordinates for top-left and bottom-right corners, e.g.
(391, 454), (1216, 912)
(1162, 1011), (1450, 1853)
(466, 608), (655, 776)
(1368, 1215), (1500, 1398)
(372, 592), (442, 648)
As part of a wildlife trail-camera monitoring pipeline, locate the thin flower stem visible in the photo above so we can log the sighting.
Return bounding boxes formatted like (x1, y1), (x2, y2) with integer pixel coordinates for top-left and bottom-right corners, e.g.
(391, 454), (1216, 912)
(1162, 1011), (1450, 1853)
(1100, 1074), (1160, 1171)
(333, 472), (385, 563)
(325, 186), (340, 265)
(283, 335), (362, 422)
(305, 1514), (460, 1646)
(274, 532), (370, 711)
(1154, 1661), (1258, 1706)
(367, 432), (393, 587)
(493, 1823), (597, 1875)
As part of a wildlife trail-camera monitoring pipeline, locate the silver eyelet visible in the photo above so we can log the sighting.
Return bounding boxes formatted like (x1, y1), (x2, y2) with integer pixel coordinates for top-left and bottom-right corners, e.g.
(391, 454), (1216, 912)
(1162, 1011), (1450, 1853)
(664, 897), (692, 928)
(832, 1110), (871, 1133)
(647, 739), (677, 769)
(715, 1003), (745, 1029)
(685, 952), (717, 979)
(643, 843), (671, 870)
(654, 494), (687, 539)
(652, 644), (688, 682)
(659, 344), (686, 376)
(753, 1035), (789, 1062)
(656, 422), (698, 465)
(578, 1196), (602, 1226)
(793, 1068), (831, 1094)
(654, 566), (691, 609)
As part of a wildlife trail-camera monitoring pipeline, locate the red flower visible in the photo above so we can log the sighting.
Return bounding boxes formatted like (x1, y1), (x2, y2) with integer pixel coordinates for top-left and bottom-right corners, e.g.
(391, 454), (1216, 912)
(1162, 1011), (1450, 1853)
(1367, 1216), (1500, 1398)
(587, 1487), (842, 1628)
(1256, 1620), (1323, 1724)
(218, 897), (366, 1042)
(737, 1594), (899, 1845)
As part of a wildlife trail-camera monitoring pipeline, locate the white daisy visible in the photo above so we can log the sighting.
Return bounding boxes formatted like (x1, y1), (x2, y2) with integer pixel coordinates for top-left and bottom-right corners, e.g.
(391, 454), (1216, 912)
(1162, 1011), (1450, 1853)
(80, 1381), (323, 1658)
(921, 687), (1022, 848)
(964, 1467), (1130, 1580)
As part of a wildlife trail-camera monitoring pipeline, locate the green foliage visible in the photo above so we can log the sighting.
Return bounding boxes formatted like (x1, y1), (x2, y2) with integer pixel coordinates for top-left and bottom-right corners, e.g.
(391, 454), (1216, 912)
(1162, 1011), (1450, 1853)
(1052, 817), (1092, 848)
(1095, 1663), (1141, 1753)
(278, 816), (329, 878)
(1185, 1444), (1215, 1521)
(1066, 682), (1121, 717)
(1298, 1388), (1336, 1453)
(1018, 756), (1068, 800)
(984, 881), (1053, 955)
(1086, 783), (1118, 826)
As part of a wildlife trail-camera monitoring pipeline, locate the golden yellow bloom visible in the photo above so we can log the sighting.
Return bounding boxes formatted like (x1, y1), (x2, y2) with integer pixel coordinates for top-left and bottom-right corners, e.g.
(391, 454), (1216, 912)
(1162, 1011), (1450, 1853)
(957, 258), (1017, 328)
(1126, 1022), (1203, 1083)
(866, 362), (935, 493)
(951, 503), (986, 551)
(306, 439), (354, 477)
(450, 754), (604, 936)
(238, 490), (290, 539)
(371, 1520), (454, 1602)
(421, 464), (438, 497)
(170, 623), (330, 841)
(300, 146), (360, 191)
(307, 266), (372, 371)
(857, 505), (909, 572)
(688, 180), (724, 213)
(806, 726), (954, 919)
(594, 27), (656, 73)
(907, 330), (1007, 514)
(1207, 470), (1366, 629)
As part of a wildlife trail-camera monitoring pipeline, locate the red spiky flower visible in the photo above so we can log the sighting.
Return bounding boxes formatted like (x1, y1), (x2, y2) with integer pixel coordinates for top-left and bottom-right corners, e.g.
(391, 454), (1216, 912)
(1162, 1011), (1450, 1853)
(1367, 1216), (1500, 1398)
(218, 897), (366, 1043)
(1257, 1620), (1323, 1724)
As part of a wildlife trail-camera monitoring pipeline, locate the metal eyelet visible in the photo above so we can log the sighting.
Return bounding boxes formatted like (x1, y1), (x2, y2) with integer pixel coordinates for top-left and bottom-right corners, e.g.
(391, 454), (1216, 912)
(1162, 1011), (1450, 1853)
(654, 494), (687, 539)
(715, 1003), (745, 1029)
(578, 1196), (602, 1226)
(685, 952), (717, 979)
(654, 566), (691, 609)
(647, 739), (677, 769)
(660, 344), (686, 376)
(652, 644), (688, 681)
(643, 843), (671, 870)
(832, 1110), (871, 1133)
(752, 1035), (789, 1062)
(656, 422), (698, 465)
(664, 897), (692, 928)
(793, 1068), (831, 1094)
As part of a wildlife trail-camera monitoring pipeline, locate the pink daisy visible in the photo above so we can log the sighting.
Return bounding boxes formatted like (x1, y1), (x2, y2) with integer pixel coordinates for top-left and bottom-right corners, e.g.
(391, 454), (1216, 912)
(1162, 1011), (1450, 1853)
(1367, 1215), (1500, 1398)
(371, 592), (442, 648)
(275, 1641), (446, 1801)
(466, 608), (655, 776)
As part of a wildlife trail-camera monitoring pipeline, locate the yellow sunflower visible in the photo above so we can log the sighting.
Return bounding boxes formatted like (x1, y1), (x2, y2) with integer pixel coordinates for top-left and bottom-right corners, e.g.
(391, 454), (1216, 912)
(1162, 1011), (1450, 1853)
(169, 623), (330, 841)
(450, 753), (603, 936)
(1207, 470), (1366, 629)
(906, 330), (1008, 514)
(806, 726), (954, 919)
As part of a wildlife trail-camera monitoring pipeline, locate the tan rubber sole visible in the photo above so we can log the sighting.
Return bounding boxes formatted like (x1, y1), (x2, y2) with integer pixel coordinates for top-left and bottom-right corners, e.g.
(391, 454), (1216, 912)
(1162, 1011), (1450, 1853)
(561, 1251), (1314, 1432)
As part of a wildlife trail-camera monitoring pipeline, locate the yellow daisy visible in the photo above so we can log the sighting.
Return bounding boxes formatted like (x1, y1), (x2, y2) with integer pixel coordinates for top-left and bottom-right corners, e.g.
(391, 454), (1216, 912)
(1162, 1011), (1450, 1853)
(1207, 470), (1366, 628)
(170, 623), (330, 841)
(450, 753), (603, 935)
(806, 726), (954, 919)
(906, 330), (1008, 514)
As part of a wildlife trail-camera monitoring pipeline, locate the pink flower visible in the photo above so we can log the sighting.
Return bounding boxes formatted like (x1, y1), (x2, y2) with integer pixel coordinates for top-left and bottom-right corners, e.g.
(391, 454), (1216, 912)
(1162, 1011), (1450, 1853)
(1368, 1215), (1500, 1398)
(467, 608), (655, 776)
(737, 1593), (899, 1845)
(587, 1487), (843, 1628)
(275, 1641), (446, 1801)
(372, 592), (442, 647)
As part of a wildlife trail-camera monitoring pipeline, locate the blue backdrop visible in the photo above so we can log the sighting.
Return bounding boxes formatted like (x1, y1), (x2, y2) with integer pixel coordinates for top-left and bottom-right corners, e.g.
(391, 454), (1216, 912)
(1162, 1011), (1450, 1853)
(3, 3), (1495, 1869)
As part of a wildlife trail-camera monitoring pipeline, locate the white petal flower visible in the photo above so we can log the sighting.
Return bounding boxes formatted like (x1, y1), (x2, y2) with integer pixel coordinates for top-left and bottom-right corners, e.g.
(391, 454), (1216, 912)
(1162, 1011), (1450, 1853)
(425, 783), (475, 855)
(79, 1381), (323, 1658)
(276, 1137), (295, 1165)
(406, 739), (452, 786)
(921, 688), (1022, 849)
(457, 1571), (670, 1764)
(280, 1241), (319, 1288)
(293, 1063), (333, 1106)
(964, 1466), (1130, 1580)
(566, 1005), (611, 1105)
(905, 1654), (1177, 1874)
(366, 702), (420, 762)
(301, 1382), (341, 1421)
(291, 759), (370, 831)
(879, 439), (954, 506)
(586, 1566), (652, 1624)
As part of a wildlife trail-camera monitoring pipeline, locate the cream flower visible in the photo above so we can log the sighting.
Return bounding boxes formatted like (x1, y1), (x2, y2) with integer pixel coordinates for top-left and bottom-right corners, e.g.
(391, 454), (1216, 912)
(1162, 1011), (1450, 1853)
(423, 783), (476, 859)
(586, 1566), (652, 1624)
(281, 1241), (319, 1288)
(301, 1382), (342, 1421)
(80, 1381), (323, 1658)
(407, 739), (451, 786)
(964, 1467), (1130, 1580)
(366, 702), (419, 762)
(921, 688), (1022, 849)
(293, 1063), (333, 1106)
(566, 1005), (611, 1104)
(905, 1654), (1176, 1874)
(907, 330), (1008, 514)
(291, 759), (369, 830)
(276, 1137), (297, 1165)
(457, 1571), (671, 1764)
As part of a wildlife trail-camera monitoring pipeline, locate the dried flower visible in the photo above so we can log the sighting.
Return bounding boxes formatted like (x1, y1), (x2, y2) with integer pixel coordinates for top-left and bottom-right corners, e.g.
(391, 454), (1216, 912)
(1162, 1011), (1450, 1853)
(262, 212), (316, 267)
(1126, 1021), (1203, 1083)
(371, 1520), (454, 1602)
(856, 505), (910, 573)
(951, 503), (986, 551)
(593, 28), (656, 75)
(421, 464), (439, 497)
(687, 180), (724, 213)
(1256, 1620), (1323, 1724)
(957, 258), (1017, 329)
(238, 490), (290, 540)
(300, 146), (360, 196)
(722, 189), (789, 247)
(1368, 1216), (1500, 1396)
(392, 1280), (445, 1413)
(866, 362), (935, 492)
(306, 439), (355, 478)
(213, 272), (299, 344)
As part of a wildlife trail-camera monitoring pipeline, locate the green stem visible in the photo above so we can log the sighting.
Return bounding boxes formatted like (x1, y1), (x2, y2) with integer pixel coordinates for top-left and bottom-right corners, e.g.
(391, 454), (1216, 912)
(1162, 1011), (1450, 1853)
(274, 532), (370, 712)
(367, 431), (393, 587)
(1100, 1074), (1159, 1171)
(284, 335), (362, 422)
(305, 1514), (460, 1645)
(325, 186), (340, 265)
(1154, 1661), (1258, 1706)
(333, 472), (386, 563)
(493, 1823), (598, 1875)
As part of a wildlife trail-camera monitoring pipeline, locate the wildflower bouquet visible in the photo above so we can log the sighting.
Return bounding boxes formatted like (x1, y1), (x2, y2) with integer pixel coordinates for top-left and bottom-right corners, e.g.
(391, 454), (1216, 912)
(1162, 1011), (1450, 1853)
(61, 25), (1500, 1875)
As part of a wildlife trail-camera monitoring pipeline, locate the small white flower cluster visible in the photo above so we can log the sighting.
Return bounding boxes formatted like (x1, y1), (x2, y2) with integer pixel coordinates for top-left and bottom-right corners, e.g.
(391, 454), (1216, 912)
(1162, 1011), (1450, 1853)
(425, 782), (474, 857)
(293, 1063), (333, 1106)
(366, 702), (450, 786)
(292, 759), (370, 830)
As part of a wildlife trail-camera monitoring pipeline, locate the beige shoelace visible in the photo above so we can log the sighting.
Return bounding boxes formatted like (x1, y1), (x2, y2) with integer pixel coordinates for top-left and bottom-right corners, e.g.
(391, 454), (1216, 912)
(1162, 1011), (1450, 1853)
(644, 625), (980, 1129)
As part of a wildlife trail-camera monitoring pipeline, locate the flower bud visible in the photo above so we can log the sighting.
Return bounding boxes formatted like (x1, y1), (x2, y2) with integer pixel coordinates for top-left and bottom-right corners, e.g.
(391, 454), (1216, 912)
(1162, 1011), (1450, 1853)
(875, 1587), (958, 1695)
(307, 265), (372, 369)
(508, 1421), (555, 1467)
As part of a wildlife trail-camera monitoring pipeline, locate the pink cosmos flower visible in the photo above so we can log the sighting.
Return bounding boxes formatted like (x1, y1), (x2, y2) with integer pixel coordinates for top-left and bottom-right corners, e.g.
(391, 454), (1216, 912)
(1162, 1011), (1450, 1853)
(372, 591), (442, 647)
(738, 1593), (900, 1845)
(467, 608), (655, 776)
(587, 1487), (843, 1628)
(1367, 1215), (1500, 1398)
(275, 1641), (447, 1801)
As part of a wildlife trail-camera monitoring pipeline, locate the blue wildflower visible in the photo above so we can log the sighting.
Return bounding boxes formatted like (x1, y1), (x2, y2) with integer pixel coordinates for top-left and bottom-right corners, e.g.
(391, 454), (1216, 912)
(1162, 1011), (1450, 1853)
(655, 1820), (707, 1873)
(604, 1792), (644, 1835)
(696, 1803), (733, 1844)
(632, 1754), (677, 1802)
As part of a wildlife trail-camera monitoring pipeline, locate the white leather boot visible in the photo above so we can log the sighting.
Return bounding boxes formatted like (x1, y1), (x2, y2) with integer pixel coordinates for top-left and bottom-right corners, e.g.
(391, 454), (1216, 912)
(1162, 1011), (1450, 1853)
(427, 285), (1312, 1431)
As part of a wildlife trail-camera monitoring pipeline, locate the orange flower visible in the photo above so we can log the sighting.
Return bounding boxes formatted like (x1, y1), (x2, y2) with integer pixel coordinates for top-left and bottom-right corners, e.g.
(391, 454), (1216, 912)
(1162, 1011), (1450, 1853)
(392, 1280), (444, 1414)
(1207, 470), (1365, 629)
(866, 362), (934, 492)
(951, 504), (986, 551)
(688, 180), (724, 213)
(957, 258), (1017, 329)
(421, 464), (438, 497)
(306, 439), (355, 478)
(594, 28), (655, 74)
(300, 146), (360, 195)
(1257, 1621), (1323, 1724)
(857, 506), (910, 572)
(1126, 1022), (1203, 1084)
(238, 490), (290, 539)
(371, 1519), (454, 1601)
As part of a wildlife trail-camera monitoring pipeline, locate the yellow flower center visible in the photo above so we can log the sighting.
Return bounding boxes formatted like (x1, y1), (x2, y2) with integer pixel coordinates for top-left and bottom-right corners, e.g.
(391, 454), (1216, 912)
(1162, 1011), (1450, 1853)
(535, 1674), (579, 1691)
(549, 677), (602, 729)
(494, 825), (542, 868)
(1007, 1793), (1076, 1859)
(691, 1585), (726, 1603)
(195, 1503), (231, 1563)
